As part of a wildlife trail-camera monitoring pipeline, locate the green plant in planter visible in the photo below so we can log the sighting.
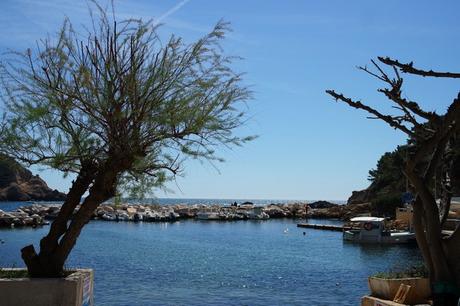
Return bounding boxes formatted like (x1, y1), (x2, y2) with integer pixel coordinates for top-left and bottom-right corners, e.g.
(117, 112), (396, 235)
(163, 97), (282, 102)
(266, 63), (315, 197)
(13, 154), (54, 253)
(0, 268), (29, 278)
(373, 263), (429, 279)
(369, 263), (432, 304)
(0, 268), (74, 278)
(0, 262), (76, 278)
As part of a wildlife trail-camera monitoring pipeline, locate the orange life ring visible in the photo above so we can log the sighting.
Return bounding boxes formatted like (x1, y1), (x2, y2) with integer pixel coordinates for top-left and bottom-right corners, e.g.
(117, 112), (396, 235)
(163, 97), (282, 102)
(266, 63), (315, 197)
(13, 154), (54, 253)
(363, 222), (373, 231)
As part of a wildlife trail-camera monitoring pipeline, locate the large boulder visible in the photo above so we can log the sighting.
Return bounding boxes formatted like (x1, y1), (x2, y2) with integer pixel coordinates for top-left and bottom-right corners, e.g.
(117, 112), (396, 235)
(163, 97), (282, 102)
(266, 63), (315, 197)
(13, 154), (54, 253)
(0, 155), (66, 201)
(309, 206), (344, 219)
(126, 207), (137, 215)
(309, 201), (338, 209)
(263, 205), (286, 218)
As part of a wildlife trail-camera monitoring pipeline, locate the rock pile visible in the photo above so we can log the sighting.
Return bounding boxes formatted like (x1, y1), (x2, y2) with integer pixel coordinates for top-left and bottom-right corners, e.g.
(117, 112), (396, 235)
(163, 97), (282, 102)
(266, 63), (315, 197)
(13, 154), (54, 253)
(93, 203), (294, 222)
(1, 201), (369, 228)
(0, 204), (52, 228)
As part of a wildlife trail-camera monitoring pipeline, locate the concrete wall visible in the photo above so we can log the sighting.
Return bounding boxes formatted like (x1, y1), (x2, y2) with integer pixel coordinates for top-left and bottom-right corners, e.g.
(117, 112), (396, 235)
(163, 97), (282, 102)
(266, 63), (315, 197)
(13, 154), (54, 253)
(0, 268), (93, 306)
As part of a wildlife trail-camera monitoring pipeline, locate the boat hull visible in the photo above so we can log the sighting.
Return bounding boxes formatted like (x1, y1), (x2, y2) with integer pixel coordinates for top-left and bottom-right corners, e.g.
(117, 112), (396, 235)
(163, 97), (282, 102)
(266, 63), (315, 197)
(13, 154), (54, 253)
(343, 230), (416, 244)
(196, 212), (220, 220)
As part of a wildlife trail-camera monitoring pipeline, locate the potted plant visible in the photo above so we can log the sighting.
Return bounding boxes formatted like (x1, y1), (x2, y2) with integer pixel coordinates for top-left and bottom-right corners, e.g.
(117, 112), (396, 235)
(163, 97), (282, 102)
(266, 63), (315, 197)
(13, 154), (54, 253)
(368, 264), (431, 305)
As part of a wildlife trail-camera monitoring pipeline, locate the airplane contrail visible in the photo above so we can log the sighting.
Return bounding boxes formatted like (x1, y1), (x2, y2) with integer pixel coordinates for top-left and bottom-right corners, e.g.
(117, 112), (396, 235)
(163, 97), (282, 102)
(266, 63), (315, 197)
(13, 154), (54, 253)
(154, 0), (191, 25)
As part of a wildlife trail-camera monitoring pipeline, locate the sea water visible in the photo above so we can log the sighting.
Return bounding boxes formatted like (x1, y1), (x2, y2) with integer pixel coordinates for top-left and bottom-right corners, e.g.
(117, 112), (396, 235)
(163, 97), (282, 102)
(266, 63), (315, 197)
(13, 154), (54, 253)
(0, 201), (421, 305)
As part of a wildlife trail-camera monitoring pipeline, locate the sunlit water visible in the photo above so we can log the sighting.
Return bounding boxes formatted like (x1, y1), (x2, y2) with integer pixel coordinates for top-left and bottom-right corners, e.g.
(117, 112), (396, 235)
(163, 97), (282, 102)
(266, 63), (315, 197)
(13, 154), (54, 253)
(0, 216), (421, 305)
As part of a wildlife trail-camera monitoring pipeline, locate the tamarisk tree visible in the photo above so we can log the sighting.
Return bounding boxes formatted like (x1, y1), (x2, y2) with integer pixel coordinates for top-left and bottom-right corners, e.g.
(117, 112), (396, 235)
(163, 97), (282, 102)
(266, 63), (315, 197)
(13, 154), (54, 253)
(327, 57), (460, 305)
(0, 8), (252, 277)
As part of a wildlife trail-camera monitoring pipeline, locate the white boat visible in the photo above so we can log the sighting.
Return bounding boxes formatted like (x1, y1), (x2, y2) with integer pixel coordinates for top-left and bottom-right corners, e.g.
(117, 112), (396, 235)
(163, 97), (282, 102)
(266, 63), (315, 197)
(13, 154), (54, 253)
(196, 211), (221, 220)
(343, 216), (416, 244)
(247, 207), (270, 220)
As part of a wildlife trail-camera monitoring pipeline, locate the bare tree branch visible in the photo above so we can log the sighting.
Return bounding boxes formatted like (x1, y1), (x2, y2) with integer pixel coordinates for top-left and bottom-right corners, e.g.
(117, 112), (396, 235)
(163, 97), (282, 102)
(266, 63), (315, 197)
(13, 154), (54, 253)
(325, 90), (414, 136)
(379, 56), (460, 78)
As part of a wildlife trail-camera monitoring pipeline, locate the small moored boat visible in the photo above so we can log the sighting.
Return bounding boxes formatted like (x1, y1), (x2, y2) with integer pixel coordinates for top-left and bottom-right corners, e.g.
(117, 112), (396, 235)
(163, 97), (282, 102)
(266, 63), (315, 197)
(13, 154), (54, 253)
(343, 216), (415, 244)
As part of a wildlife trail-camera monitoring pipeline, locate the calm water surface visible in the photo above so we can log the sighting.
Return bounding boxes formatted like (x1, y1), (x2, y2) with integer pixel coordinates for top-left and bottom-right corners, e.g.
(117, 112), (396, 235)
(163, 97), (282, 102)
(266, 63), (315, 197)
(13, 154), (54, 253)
(0, 217), (421, 305)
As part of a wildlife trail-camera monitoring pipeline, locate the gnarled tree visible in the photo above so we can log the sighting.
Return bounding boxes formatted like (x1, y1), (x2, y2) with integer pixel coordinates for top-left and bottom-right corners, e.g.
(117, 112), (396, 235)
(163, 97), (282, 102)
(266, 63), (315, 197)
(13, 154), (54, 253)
(0, 7), (252, 277)
(327, 58), (460, 305)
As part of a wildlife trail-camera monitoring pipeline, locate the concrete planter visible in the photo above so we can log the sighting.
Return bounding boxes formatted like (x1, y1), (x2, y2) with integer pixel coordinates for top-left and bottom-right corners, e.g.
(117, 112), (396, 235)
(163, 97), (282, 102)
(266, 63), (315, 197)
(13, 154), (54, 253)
(0, 268), (93, 306)
(368, 276), (431, 305)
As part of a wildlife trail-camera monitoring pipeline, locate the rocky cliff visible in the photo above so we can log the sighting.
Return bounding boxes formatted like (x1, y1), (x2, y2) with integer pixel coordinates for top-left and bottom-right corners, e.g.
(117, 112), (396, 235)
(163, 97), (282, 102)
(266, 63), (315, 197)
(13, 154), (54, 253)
(0, 155), (66, 201)
(347, 189), (372, 205)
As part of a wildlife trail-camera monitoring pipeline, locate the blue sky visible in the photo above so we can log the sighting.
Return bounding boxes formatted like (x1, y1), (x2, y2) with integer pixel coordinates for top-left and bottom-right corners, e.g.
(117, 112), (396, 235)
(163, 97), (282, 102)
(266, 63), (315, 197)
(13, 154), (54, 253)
(1, 0), (460, 200)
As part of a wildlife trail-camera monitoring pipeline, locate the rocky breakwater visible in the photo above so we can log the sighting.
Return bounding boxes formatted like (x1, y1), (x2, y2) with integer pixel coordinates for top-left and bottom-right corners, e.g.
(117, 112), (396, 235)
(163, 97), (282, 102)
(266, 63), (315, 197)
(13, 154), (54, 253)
(1, 202), (310, 227)
(0, 204), (55, 228)
(95, 204), (181, 222)
(94, 203), (309, 222)
(90, 202), (351, 222)
(1, 201), (366, 228)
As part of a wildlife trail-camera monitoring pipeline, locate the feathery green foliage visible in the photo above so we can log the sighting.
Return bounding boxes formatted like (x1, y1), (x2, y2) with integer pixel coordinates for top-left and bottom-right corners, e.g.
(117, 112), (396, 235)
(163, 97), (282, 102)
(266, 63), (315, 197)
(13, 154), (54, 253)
(368, 145), (407, 197)
(0, 7), (252, 196)
(0, 3), (254, 277)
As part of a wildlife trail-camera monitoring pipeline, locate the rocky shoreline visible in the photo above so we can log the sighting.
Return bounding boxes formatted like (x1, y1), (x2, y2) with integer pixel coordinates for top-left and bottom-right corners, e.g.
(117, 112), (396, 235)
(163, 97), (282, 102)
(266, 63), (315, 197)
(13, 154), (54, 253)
(0, 201), (370, 228)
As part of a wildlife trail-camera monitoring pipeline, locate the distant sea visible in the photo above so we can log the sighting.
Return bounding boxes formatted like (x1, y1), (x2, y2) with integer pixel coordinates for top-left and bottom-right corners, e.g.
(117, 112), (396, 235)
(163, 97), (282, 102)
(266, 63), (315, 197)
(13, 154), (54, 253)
(0, 198), (347, 212)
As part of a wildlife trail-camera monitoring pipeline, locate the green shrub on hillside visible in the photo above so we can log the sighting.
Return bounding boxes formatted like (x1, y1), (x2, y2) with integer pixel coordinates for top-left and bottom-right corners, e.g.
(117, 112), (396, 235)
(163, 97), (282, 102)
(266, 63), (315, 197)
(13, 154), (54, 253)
(370, 194), (403, 218)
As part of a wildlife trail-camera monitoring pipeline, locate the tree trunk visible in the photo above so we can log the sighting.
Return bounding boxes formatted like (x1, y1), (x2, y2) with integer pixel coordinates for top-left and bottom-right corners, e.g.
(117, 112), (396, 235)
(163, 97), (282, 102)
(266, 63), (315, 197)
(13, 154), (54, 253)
(21, 159), (121, 277)
(21, 163), (96, 277)
(412, 197), (434, 277)
(53, 167), (118, 267)
(407, 173), (459, 305)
